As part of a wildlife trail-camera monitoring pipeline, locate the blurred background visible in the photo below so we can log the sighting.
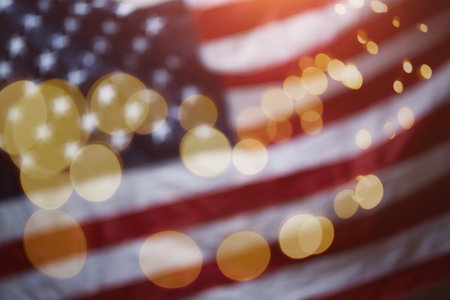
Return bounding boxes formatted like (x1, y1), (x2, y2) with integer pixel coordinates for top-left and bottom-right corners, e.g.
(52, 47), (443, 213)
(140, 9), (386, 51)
(0, 0), (449, 299)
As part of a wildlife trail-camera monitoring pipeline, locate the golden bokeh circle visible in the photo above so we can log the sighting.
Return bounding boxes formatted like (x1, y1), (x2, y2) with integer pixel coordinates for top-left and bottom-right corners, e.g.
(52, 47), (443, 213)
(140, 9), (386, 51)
(236, 106), (272, 145)
(301, 111), (323, 136)
(139, 231), (203, 289)
(354, 174), (384, 209)
(314, 216), (334, 255)
(70, 144), (122, 202)
(334, 189), (358, 219)
(178, 94), (217, 131)
(397, 106), (415, 130)
(327, 59), (346, 81)
(261, 87), (294, 121)
(89, 72), (147, 135)
(180, 125), (231, 178)
(24, 209), (87, 279)
(283, 76), (306, 100)
(301, 67), (328, 95)
(130, 89), (168, 135)
(355, 129), (372, 149)
(279, 213), (322, 259)
(21, 170), (72, 210)
(232, 138), (268, 175)
(342, 64), (363, 90)
(216, 231), (270, 282)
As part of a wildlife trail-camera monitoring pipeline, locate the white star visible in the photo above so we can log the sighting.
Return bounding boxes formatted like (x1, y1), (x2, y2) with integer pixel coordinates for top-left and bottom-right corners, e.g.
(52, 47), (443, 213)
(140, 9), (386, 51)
(38, 51), (56, 73)
(102, 20), (118, 35)
(82, 113), (98, 132)
(116, 2), (135, 17)
(64, 17), (80, 34)
(36, 124), (52, 141)
(92, 0), (107, 8)
(125, 101), (143, 122)
(181, 85), (199, 99)
(9, 36), (25, 57)
(0, 61), (11, 78)
(81, 52), (96, 67)
(22, 14), (42, 32)
(92, 37), (110, 54)
(64, 141), (80, 159)
(53, 96), (71, 116)
(152, 121), (171, 143)
(132, 37), (148, 53)
(0, 0), (12, 12)
(51, 34), (70, 50)
(98, 84), (116, 105)
(73, 2), (90, 15)
(110, 132), (131, 150)
(153, 69), (170, 86)
(68, 69), (87, 85)
(8, 106), (21, 122)
(21, 153), (35, 168)
(38, 0), (51, 12)
(145, 17), (165, 36)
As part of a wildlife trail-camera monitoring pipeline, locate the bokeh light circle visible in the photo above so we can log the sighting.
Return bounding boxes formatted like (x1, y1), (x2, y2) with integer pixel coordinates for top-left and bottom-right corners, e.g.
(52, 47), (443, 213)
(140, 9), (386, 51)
(216, 231), (270, 281)
(139, 231), (203, 289)
(24, 209), (87, 279)
(180, 125), (231, 178)
(70, 144), (122, 202)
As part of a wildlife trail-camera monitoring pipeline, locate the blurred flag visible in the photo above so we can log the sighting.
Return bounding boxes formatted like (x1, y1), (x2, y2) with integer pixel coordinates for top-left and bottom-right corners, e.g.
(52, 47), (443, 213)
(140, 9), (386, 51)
(1, 0), (450, 299)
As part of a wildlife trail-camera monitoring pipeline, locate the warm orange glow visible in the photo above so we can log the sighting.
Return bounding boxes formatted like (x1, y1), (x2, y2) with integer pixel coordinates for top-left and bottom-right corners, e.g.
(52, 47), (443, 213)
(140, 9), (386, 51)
(354, 174), (384, 209)
(179, 94), (217, 131)
(70, 144), (122, 202)
(283, 76), (305, 100)
(301, 67), (328, 95)
(139, 231), (202, 289)
(216, 231), (270, 281)
(21, 170), (72, 209)
(349, 0), (364, 8)
(279, 213), (323, 259)
(24, 209), (87, 278)
(342, 64), (363, 90)
(261, 87), (294, 121)
(89, 72), (147, 135)
(397, 107), (415, 130)
(334, 3), (346, 15)
(419, 64), (432, 79)
(180, 125), (231, 178)
(232, 139), (268, 175)
(355, 129), (372, 149)
(393, 80), (403, 94)
(314, 53), (331, 71)
(314, 217), (334, 254)
(402, 60), (413, 74)
(267, 119), (293, 144)
(370, 0), (388, 13)
(366, 41), (379, 55)
(417, 23), (428, 33)
(334, 189), (359, 219)
(327, 59), (346, 81)
(392, 16), (400, 28)
(236, 107), (271, 145)
(301, 111), (323, 136)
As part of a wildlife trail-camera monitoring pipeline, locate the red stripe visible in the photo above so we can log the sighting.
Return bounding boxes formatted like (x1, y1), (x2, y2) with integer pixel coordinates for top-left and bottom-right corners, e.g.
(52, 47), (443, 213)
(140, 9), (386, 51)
(319, 254), (450, 300)
(235, 39), (450, 144)
(1, 96), (450, 279)
(73, 172), (450, 300)
(220, 0), (449, 87)
(191, 0), (335, 41)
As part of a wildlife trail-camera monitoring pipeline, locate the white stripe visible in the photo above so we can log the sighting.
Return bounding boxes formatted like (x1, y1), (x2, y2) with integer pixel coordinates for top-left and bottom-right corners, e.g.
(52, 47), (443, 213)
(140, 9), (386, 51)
(198, 0), (406, 73)
(0, 60), (449, 245)
(1, 139), (449, 300)
(183, 0), (247, 9)
(190, 212), (450, 300)
(225, 8), (450, 124)
(112, 0), (173, 9)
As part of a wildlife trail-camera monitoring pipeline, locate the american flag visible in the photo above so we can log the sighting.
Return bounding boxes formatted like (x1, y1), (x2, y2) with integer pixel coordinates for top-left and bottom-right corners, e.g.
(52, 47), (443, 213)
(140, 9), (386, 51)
(1, 0), (450, 299)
